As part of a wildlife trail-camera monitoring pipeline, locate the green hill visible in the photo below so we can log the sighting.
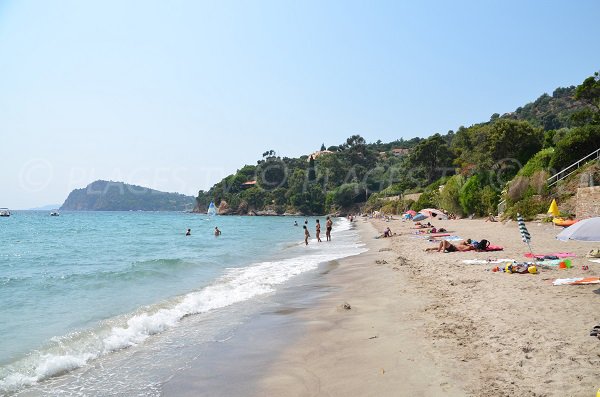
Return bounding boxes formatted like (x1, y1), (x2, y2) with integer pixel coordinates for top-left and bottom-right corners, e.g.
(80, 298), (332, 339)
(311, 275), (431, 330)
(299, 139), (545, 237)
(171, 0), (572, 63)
(61, 180), (195, 211)
(195, 70), (600, 217)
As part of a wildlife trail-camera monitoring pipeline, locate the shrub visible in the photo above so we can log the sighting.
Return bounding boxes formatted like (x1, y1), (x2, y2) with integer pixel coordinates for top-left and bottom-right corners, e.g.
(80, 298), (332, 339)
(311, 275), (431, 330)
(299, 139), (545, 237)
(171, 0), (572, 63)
(459, 175), (482, 216)
(439, 175), (464, 216)
(518, 148), (554, 177)
(549, 125), (600, 171)
(504, 196), (547, 220)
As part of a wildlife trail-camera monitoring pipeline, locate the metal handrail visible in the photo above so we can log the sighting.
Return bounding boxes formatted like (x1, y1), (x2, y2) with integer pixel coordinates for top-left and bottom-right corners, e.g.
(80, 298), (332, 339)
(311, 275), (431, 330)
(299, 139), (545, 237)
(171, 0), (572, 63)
(547, 147), (600, 187)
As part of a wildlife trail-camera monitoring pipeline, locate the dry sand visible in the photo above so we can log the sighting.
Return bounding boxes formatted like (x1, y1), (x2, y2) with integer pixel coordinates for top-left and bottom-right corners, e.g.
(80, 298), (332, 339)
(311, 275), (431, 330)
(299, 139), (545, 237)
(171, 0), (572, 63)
(254, 217), (600, 397)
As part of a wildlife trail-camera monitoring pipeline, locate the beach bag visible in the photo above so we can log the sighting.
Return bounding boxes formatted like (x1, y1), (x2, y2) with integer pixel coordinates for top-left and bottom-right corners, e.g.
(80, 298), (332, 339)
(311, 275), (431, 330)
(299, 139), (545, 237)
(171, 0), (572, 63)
(476, 239), (490, 251)
(587, 249), (600, 258)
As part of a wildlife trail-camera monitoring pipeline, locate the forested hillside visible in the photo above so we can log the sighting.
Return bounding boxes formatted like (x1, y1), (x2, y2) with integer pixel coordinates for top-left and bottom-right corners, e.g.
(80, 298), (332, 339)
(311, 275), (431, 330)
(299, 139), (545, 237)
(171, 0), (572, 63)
(196, 71), (600, 218)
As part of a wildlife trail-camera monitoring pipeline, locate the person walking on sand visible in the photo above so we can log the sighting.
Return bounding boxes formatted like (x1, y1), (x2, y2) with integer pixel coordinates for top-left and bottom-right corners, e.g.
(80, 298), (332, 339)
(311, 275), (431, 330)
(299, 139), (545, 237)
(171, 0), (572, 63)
(303, 225), (310, 245)
(316, 219), (322, 242)
(214, 227), (221, 236)
(326, 216), (332, 241)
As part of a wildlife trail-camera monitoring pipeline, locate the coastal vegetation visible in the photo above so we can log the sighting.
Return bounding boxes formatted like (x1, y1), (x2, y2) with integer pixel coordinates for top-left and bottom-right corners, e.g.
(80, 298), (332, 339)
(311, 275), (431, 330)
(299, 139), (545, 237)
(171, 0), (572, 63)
(196, 71), (600, 219)
(61, 180), (195, 211)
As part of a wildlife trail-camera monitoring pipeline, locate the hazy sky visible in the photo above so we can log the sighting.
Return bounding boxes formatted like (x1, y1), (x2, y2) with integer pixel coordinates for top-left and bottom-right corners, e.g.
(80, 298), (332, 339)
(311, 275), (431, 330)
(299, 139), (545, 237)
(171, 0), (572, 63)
(1, 0), (599, 209)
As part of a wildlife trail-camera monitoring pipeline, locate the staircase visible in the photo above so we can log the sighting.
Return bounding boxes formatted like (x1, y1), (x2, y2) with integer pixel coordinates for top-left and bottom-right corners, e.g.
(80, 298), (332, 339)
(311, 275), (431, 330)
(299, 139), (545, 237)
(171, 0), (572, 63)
(497, 147), (600, 214)
(546, 147), (600, 187)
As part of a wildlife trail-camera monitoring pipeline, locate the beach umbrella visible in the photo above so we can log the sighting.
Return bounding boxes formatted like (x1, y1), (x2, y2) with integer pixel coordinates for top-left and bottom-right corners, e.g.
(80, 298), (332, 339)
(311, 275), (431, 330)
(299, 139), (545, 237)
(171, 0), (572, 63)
(412, 213), (428, 222)
(419, 208), (448, 220)
(517, 213), (533, 255)
(556, 217), (600, 242)
(548, 199), (559, 217)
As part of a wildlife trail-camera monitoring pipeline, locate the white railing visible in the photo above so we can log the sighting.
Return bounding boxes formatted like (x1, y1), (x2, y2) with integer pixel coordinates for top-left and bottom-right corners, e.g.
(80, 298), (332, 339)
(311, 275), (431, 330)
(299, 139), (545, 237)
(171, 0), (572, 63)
(547, 147), (600, 187)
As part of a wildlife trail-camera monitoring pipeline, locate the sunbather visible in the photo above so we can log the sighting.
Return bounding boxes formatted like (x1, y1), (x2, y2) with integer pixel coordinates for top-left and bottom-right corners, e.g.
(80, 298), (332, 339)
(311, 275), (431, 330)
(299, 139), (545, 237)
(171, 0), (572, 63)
(425, 239), (474, 253)
(485, 213), (497, 222)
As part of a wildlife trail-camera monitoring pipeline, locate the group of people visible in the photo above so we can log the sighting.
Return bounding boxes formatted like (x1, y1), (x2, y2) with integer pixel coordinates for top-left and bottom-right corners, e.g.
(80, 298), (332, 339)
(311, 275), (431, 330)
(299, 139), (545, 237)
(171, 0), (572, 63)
(185, 227), (221, 236)
(302, 216), (333, 245)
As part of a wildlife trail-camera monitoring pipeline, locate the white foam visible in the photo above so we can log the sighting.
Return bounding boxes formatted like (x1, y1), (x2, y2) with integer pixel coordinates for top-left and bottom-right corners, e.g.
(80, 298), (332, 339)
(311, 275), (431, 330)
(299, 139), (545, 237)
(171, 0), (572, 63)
(0, 221), (366, 394)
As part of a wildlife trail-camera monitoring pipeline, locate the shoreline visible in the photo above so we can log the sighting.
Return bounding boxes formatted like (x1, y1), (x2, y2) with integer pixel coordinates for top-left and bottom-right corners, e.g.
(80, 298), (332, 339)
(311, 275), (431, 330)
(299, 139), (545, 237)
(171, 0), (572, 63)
(252, 219), (465, 396)
(253, 217), (600, 396)
(163, 216), (600, 396)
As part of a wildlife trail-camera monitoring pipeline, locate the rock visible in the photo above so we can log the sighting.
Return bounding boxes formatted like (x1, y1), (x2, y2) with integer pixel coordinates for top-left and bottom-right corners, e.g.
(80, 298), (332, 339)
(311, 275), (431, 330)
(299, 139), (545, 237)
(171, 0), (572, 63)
(343, 303), (352, 310)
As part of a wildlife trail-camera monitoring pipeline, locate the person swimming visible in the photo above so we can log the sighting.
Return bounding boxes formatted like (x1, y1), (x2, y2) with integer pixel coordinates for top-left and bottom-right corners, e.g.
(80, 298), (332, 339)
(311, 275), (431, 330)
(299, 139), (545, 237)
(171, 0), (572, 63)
(294, 221), (298, 226)
(185, 228), (191, 236)
(214, 227), (221, 236)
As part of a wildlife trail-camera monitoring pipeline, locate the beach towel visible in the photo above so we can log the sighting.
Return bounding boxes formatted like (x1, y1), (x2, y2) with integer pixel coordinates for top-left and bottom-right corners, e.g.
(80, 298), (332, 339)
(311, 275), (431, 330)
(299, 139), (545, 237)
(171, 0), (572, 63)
(552, 277), (600, 286)
(462, 258), (516, 265)
(483, 245), (503, 252)
(444, 236), (463, 241)
(525, 252), (576, 259)
(429, 233), (450, 238)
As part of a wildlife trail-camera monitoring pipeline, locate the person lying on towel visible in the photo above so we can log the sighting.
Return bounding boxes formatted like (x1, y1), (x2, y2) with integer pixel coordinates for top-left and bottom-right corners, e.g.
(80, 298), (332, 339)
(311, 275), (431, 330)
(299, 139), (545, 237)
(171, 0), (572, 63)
(425, 239), (475, 253)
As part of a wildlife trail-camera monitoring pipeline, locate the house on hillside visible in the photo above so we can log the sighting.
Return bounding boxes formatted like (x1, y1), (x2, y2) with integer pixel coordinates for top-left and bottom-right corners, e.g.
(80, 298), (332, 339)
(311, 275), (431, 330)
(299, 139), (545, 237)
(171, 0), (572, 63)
(306, 150), (333, 161)
(241, 180), (257, 189)
(391, 148), (410, 157)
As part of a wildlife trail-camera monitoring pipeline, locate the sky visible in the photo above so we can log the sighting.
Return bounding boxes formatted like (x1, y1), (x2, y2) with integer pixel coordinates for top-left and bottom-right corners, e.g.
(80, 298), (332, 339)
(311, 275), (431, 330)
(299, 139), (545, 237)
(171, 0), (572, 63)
(1, 0), (599, 209)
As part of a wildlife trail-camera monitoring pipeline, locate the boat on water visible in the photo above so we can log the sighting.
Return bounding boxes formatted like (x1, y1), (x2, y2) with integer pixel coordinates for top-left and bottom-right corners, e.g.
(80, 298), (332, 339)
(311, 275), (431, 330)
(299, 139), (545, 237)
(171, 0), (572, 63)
(50, 209), (60, 216)
(0, 208), (11, 217)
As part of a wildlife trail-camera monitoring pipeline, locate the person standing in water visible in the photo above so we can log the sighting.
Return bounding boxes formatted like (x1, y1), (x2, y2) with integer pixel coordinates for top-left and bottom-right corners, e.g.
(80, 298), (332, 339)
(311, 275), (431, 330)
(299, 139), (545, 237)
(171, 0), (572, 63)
(214, 227), (221, 236)
(315, 219), (322, 242)
(326, 216), (332, 241)
(303, 225), (310, 245)
(185, 228), (191, 236)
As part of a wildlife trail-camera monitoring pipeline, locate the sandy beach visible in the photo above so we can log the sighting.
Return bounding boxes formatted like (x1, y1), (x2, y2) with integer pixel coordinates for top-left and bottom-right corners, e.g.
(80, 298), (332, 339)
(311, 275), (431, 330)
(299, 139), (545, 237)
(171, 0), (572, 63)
(254, 217), (600, 397)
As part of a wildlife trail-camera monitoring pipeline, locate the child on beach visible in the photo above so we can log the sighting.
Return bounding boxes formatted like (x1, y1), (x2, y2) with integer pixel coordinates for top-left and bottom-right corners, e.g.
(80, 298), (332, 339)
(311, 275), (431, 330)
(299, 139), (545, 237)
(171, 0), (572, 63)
(303, 225), (310, 245)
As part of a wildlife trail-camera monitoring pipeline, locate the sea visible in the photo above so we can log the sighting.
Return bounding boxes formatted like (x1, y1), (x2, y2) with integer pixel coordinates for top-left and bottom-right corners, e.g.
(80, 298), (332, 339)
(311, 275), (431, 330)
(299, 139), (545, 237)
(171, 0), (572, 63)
(0, 211), (365, 396)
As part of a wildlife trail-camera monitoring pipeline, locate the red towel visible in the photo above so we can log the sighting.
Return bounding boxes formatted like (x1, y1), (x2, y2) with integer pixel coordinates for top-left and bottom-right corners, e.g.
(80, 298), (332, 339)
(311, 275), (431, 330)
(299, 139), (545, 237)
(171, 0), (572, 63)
(485, 245), (504, 251)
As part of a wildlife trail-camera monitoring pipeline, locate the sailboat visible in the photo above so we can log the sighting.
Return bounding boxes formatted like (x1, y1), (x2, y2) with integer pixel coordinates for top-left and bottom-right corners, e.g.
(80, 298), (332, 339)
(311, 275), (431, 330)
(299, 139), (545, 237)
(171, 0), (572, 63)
(207, 202), (217, 216)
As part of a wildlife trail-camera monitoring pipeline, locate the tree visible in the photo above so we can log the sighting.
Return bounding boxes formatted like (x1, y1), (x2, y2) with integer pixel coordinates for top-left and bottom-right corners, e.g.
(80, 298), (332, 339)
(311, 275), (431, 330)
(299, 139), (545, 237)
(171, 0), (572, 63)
(574, 71), (600, 111)
(549, 125), (600, 171)
(308, 156), (316, 182)
(572, 71), (600, 126)
(408, 134), (454, 184)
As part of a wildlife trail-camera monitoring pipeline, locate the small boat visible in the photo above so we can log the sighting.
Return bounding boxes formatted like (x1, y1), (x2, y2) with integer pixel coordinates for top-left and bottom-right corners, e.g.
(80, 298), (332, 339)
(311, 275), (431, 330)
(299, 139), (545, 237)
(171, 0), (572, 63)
(553, 217), (578, 227)
(0, 208), (10, 217)
(50, 209), (60, 216)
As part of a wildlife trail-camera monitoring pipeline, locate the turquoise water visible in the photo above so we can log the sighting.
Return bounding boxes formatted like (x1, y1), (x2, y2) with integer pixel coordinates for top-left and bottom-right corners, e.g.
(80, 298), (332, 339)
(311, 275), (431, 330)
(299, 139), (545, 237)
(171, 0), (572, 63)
(0, 211), (364, 395)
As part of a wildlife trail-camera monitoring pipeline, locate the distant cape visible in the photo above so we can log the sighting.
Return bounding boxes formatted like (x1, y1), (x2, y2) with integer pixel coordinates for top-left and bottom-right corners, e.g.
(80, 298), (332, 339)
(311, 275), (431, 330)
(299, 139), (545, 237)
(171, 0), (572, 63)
(60, 180), (195, 211)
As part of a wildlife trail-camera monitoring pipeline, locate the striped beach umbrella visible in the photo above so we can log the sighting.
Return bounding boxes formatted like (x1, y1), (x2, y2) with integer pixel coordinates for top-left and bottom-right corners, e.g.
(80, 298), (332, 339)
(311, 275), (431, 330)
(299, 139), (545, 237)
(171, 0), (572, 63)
(517, 213), (533, 254)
